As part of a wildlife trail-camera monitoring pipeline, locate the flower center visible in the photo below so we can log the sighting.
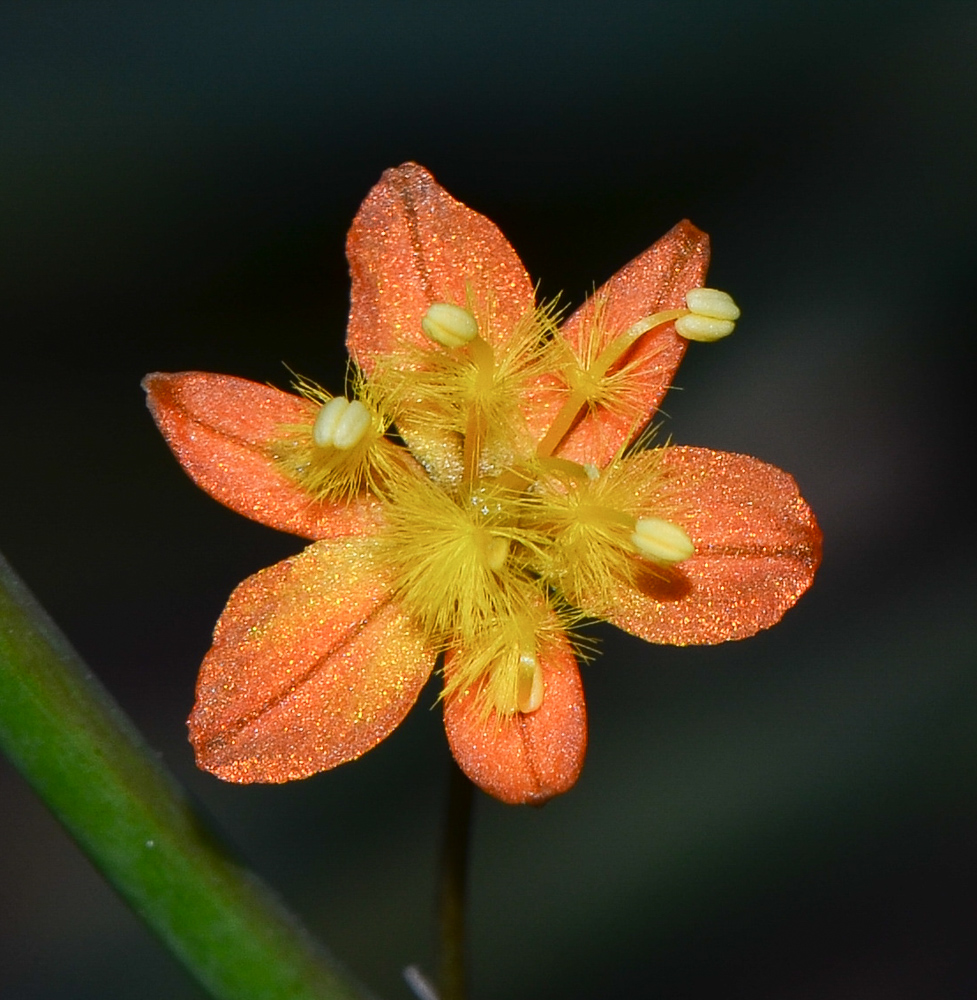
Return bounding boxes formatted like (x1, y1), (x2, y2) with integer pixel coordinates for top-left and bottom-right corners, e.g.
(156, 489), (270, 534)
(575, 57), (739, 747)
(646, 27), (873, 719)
(274, 286), (736, 716)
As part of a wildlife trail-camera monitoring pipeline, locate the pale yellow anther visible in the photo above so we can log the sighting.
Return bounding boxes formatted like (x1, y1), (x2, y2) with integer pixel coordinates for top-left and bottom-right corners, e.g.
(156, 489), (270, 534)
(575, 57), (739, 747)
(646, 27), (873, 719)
(675, 288), (740, 342)
(685, 287), (741, 321)
(485, 535), (510, 572)
(312, 397), (371, 450)
(632, 517), (695, 564)
(516, 651), (544, 714)
(421, 302), (479, 349)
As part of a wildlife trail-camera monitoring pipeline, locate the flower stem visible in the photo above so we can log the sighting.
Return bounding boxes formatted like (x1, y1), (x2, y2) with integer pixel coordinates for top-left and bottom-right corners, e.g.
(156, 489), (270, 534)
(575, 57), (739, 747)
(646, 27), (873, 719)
(438, 759), (475, 1000)
(0, 550), (375, 1000)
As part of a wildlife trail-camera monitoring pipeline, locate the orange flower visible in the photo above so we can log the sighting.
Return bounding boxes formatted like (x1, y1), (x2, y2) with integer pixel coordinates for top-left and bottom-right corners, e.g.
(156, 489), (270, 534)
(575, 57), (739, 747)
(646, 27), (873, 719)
(144, 163), (821, 804)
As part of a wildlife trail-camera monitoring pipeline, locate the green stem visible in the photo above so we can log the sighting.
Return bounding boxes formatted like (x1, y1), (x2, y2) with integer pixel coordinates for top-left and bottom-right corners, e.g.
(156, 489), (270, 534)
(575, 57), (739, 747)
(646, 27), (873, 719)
(0, 551), (376, 1000)
(438, 760), (474, 1000)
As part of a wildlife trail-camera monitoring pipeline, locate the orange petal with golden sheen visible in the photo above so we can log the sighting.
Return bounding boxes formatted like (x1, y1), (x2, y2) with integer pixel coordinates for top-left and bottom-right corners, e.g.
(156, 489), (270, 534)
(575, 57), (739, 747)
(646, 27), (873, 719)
(345, 162), (536, 372)
(611, 447), (822, 644)
(529, 221), (711, 466)
(443, 635), (587, 805)
(189, 538), (435, 782)
(143, 371), (384, 540)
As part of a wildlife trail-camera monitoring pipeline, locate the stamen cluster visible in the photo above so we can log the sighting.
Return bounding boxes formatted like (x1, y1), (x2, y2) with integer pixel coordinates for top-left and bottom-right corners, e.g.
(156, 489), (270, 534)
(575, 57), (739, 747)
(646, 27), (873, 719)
(271, 292), (725, 718)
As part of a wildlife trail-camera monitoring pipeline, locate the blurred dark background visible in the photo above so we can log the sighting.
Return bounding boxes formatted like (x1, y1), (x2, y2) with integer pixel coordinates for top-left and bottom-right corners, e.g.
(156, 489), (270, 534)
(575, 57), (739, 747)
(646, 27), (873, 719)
(2, 3), (976, 998)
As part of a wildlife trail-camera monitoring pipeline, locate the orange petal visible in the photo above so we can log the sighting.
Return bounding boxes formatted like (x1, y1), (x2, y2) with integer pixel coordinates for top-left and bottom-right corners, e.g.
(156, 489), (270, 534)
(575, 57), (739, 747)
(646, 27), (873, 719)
(442, 635), (587, 805)
(346, 162), (536, 371)
(611, 447), (822, 644)
(143, 371), (384, 540)
(529, 221), (711, 466)
(189, 538), (435, 782)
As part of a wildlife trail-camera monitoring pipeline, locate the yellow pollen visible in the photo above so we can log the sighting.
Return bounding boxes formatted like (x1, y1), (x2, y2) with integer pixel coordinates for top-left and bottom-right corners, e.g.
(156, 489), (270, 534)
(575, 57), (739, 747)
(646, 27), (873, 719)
(632, 517), (695, 564)
(516, 651), (544, 713)
(675, 288), (741, 342)
(421, 302), (479, 349)
(312, 397), (372, 449)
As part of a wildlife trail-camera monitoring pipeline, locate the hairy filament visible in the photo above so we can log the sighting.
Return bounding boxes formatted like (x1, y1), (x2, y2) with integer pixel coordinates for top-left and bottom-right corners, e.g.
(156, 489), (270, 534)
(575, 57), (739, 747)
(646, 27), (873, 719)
(461, 335), (496, 485)
(536, 307), (687, 459)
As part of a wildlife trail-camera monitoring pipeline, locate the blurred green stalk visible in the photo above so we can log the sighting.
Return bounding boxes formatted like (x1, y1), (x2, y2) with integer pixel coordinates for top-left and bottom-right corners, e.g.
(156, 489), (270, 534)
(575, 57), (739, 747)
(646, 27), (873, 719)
(0, 551), (375, 1000)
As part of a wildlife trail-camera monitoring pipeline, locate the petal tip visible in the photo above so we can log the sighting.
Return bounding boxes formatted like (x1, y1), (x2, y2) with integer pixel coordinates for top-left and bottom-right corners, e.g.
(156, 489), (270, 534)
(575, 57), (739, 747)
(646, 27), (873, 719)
(443, 641), (587, 805)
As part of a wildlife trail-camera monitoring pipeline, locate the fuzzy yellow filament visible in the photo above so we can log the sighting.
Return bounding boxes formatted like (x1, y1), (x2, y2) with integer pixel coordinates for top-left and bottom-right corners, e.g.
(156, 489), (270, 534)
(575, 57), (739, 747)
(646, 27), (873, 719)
(536, 290), (739, 457)
(461, 335), (496, 484)
(535, 308), (685, 459)
(421, 303), (499, 484)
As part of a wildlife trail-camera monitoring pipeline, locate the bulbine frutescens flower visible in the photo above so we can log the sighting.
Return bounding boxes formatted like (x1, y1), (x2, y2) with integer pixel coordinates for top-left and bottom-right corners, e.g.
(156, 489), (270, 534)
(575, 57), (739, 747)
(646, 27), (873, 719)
(145, 163), (821, 804)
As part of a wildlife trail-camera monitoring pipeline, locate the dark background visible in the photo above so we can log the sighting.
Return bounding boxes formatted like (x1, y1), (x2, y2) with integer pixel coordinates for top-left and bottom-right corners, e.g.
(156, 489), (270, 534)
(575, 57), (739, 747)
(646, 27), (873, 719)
(2, 3), (976, 998)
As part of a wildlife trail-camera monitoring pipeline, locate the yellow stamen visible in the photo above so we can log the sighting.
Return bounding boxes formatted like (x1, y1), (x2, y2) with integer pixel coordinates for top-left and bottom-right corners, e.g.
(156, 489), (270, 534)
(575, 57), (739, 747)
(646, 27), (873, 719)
(516, 651), (544, 713)
(463, 405), (487, 484)
(685, 287), (741, 320)
(536, 307), (687, 459)
(416, 302), (500, 483)
(460, 330), (497, 484)
(312, 397), (372, 449)
(606, 309), (688, 358)
(632, 517), (695, 564)
(675, 288), (740, 342)
(421, 302), (479, 348)
(483, 533), (510, 572)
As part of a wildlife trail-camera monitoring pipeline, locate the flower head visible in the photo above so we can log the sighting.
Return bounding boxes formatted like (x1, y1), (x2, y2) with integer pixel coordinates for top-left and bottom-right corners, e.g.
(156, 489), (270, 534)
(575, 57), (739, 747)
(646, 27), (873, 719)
(144, 163), (821, 804)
